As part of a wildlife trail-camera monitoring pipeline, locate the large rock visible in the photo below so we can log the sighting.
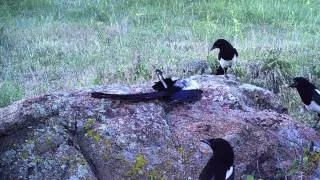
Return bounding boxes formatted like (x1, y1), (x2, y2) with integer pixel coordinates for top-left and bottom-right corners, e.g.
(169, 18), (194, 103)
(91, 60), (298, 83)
(0, 75), (319, 179)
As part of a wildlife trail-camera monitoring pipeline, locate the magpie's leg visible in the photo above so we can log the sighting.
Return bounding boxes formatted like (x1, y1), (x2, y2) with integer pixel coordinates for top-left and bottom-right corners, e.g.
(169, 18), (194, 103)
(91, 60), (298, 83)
(229, 67), (239, 80)
(224, 68), (229, 79)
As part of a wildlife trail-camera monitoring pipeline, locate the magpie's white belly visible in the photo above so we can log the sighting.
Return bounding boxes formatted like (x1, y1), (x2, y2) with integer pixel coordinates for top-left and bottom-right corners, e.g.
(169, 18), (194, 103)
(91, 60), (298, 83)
(220, 57), (236, 69)
(306, 101), (320, 113)
(225, 166), (234, 179)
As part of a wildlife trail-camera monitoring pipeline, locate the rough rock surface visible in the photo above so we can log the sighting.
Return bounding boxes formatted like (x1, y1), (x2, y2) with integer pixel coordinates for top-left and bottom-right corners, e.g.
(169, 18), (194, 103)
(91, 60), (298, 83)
(0, 75), (319, 179)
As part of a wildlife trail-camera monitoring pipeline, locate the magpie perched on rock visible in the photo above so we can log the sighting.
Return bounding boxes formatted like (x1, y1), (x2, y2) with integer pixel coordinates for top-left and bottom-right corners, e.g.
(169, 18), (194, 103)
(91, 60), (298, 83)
(199, 138), (234, 180)
(91, 69), (203, 102)
(210, 39), (238, 78)
(289, 77), (320, 128)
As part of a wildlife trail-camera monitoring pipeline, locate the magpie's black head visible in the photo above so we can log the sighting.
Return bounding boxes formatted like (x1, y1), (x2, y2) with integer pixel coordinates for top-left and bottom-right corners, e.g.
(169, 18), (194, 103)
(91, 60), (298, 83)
(210, 39), (233, 51)
(289, 77), (315, 89)
(201, 138), (234, 156)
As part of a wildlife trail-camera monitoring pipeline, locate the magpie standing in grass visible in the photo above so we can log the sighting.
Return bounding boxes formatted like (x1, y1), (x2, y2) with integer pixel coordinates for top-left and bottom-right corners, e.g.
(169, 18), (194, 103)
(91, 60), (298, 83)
(199, 138), (234, 180)
(91, 69), (203, 102)
(210, 39), (238, 78)
(289, 77), (320, 128)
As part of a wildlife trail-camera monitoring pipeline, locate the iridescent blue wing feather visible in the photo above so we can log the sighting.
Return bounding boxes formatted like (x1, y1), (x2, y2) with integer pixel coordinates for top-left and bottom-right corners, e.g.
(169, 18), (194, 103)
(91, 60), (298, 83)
(169, 90), (203, 102)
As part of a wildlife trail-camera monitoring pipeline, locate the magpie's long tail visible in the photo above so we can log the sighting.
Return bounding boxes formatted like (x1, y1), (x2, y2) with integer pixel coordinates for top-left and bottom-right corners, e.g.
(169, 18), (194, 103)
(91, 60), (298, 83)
(91, 91), (170, 101)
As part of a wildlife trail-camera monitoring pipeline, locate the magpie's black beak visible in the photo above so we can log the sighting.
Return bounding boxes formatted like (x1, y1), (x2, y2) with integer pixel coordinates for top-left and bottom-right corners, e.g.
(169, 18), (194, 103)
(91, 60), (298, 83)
(289, 81), (297, 88)
(201, 139), (211, 146)
(210, 45), (217, 51)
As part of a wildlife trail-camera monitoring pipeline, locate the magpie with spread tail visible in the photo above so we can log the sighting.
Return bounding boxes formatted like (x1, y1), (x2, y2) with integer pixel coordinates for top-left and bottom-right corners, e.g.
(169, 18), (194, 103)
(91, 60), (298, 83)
(289, 77), (320, 128)
(91, 69), (203, 102)
(199, 138), (234, 180)
(210, 39), (238, 78)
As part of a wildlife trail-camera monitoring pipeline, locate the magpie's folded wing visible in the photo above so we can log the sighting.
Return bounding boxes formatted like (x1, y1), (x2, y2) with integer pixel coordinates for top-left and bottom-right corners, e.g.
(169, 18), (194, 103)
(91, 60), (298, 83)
(234, 48), (238, 57)
(152, 78), (176, 91)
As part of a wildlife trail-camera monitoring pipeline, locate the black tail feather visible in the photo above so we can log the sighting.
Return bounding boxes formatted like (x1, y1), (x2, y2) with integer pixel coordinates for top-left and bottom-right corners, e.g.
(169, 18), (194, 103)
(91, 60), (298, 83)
(91, 91), (170, 101)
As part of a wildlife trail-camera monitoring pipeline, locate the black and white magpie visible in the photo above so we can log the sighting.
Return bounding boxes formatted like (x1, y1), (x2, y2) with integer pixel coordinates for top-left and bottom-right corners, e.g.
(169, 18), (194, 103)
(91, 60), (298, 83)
(210, 39), (238, 78)
(199, 138), (234, 180)
(91, 69), (203, 102)
(289, 77), (320, 128)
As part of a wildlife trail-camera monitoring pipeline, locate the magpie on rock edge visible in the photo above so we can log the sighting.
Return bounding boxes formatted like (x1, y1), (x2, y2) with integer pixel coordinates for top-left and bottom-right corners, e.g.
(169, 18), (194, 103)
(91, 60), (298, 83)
(91, 69), (203, 102)
(289, 77), (320, 128)
(210, 39), (238, 78)
(199, 138), (234, 180)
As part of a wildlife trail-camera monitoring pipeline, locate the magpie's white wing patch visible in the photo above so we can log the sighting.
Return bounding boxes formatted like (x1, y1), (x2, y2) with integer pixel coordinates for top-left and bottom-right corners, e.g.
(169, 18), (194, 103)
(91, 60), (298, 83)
(175, 79), (200, 90)
(312, 89), (320, 105)
(225, 166), (233, 179)
(306, 101), (320, 114)
(220, 57), (236, 69)
(315, 89), (320, 96)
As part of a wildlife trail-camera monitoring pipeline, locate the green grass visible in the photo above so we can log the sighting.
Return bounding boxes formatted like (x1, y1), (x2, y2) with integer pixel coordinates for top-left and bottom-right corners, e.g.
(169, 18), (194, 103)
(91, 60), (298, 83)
(0, 0), (320, 125)
(0, 80), (24, 107)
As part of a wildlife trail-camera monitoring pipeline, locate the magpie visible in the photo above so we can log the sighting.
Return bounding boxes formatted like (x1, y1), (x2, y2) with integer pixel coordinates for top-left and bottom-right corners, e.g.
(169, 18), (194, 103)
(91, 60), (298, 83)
(289, 77), (320, 128)
(199, 138), (234, 180)
(210, 39), (238, 78)
(91, 69), (203, 102)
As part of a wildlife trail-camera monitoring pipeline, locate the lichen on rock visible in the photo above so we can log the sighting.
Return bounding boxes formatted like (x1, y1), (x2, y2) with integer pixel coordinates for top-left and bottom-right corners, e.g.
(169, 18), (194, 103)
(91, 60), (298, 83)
(0, 75), (319, 179)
